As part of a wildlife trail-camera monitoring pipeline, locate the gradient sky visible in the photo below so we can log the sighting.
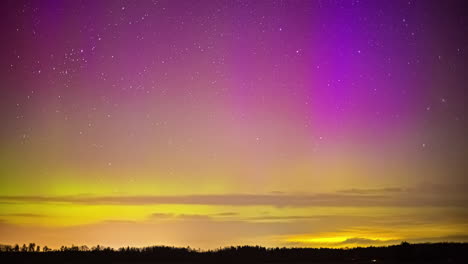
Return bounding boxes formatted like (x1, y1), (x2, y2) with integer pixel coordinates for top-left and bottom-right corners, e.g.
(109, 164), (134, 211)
(0, 0), (467, 249)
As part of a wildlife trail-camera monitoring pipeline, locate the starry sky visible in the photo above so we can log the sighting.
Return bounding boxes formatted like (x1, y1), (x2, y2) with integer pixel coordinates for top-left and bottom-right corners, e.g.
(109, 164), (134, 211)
(0, 0), (467, 249)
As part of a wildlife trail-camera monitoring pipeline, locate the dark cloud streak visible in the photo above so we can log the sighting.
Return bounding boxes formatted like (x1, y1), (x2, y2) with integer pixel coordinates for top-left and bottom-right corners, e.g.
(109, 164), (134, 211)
(0, 192), (466, 207)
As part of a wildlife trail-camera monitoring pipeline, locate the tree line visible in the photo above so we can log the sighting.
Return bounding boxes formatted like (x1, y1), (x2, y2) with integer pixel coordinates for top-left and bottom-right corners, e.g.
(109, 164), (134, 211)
(0, 242), (467, 263)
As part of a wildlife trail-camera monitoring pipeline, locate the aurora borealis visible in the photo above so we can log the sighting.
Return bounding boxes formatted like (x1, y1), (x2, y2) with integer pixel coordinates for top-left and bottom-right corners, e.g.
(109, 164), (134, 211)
(0, 0), (467, 249)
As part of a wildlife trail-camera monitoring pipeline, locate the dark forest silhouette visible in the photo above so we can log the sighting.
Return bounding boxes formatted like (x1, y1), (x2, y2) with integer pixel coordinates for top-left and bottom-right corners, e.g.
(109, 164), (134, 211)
(1, 242), (467, 263)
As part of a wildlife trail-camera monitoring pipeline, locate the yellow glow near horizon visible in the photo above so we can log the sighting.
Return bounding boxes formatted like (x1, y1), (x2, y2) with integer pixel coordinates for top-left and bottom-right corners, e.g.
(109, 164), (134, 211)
(285, 233), (400, 246)
(288, 236), (350, 244)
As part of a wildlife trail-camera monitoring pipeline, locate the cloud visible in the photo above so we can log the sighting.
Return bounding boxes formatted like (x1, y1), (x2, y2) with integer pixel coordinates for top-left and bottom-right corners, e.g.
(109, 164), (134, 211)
(410, 235), (468, 243)
(330, 235), (468, 247)
(409, 182), (468, 194)
(215, 212), (239, 216)
(0, 191), (466, 207)
(338, 187), (403, 194)
(337, 183), (468, 196)
(1, 210), (467, 249)
(150, 213), (211, 220)
(0, 214), (315, 249)
(0, 193), (386, 207)
(248, 215), (319, 221)
(0, 213), (46, 218)
(337, 237), (400, 245)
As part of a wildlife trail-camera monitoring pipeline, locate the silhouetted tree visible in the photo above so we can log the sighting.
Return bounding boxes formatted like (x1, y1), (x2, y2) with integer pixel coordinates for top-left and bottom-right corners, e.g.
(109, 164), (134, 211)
(69, 245), (80, 251)
(2, 242), (468, 263)
(0, 245), (12, 252)
(28, 243), (36, 252)
(92, 245), (102, 251)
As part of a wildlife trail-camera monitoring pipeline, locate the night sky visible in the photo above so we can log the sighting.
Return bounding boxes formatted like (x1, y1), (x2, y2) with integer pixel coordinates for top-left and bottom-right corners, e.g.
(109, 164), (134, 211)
(0, 0), (467, 249)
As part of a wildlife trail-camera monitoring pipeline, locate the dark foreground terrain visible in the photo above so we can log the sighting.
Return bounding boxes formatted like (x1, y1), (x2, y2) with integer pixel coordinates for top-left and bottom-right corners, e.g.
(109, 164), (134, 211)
(1, 242), (467, 263)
